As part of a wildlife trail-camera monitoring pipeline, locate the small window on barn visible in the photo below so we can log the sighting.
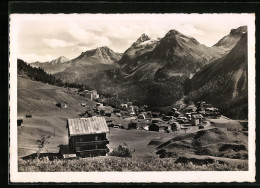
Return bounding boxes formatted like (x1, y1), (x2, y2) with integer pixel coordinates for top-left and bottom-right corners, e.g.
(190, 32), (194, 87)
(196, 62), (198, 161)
(95, 136), (98, 141)
(79, 138), (83, 142)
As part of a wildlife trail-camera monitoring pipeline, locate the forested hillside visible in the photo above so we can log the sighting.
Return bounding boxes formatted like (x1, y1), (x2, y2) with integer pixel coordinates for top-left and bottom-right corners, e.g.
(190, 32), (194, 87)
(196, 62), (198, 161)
(186, 33), (248, 119)
(18, 59), (90, 90)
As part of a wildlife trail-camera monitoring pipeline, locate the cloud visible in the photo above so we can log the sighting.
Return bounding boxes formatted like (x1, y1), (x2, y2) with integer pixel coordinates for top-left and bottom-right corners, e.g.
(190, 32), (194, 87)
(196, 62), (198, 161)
(67, 22), (111, 49)
(15, 14), (253, 59)
(20, 53), (55, 63)
(177, 24), (205, 36)
(43, 38), (74, 48)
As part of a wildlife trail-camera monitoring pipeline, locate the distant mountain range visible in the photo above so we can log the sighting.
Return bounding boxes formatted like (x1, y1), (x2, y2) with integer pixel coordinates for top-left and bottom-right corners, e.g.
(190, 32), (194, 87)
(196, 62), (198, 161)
(30, 47), (122, 74)
(22, 26), (248, 118)
(31, 26), (246, 81)
(70, 46), (122, 66)
(31, 56), (70, 66)
(118, 29), (231, 81)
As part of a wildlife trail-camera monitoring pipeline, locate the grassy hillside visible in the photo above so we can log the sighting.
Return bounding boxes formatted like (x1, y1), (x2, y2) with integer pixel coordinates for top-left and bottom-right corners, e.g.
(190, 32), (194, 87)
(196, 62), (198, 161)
(19, 156), (247, 172)
(18, 77), (95, 113)
(18, 76), (96, 156)
(157, 128), (248, 160)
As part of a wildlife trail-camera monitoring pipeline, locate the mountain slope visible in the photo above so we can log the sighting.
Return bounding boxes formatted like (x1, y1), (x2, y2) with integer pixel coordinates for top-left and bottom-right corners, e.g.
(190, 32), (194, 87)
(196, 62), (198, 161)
(31, 56), (70, 67)
(53, 46), (122, 84)
(187, 33), (248, 119)
(30, 56), (70, 74)
(18, 77), (95, 113)
(118, 34), (160, 67)
(69, 46), (122, 67)
(213, 26), (247, 48)
(31, 47), (122, 74)
(118, 30), (230, 81)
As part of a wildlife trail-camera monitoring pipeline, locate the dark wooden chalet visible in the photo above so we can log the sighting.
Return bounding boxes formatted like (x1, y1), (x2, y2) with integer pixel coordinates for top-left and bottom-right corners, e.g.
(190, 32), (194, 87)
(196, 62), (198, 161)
(25, 114), (32, 118)
(149, 123), (168, 132)
(66, 116), (110, 157)
(170, 122), (181, 131)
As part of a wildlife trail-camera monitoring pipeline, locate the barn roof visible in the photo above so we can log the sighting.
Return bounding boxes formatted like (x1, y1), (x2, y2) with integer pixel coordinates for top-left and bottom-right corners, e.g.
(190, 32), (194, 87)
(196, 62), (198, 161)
(67, 116), (109, 136)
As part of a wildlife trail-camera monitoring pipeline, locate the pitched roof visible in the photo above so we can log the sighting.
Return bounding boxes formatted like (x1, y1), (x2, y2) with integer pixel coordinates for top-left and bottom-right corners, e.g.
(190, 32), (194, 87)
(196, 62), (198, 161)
(150, 122), (168, 127)
(191, 114), (204, 119)
(67, 116), (109, 136)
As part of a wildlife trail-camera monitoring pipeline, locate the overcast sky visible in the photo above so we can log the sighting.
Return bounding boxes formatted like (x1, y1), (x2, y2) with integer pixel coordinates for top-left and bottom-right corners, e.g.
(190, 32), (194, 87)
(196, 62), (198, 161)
(11, 14), (253, 63)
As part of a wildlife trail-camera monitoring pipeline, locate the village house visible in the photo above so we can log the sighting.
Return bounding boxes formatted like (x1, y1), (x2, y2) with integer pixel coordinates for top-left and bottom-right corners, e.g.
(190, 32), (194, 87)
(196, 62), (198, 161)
(149, 123), (160, 132)
(170, 122), (181, 131)
(128, 106), (135, 115)
(17, 117), (23, 126)
(183, 106), (197, 113)
(137, 114), (146, 119)
(90, 90), (99, 100)
(66, 116), (110, 157)
(80, 90), (99, 100)
(85, 93), (93, 100)
(113, 108), (121, 113)
(191, 114), (204, 126)
(151, 118), (161, 124)
(128, 119), (139, 129)
(25, 114), (32, 118)
(149, 123), (168, 132)
(81, 103), (87, 107)
(100, 109), (111, 117)
(120, 103), (128, 108)
(162, 115), (174, 121)
(205, 107), (221, 118)
(113, 124), (124, 129)
(127, 102), (133, 107)
(96, 103), (103, 107)
(136, 119), (150, 130)
(151, 112), (160, 118)
(106, 119), (114, 127)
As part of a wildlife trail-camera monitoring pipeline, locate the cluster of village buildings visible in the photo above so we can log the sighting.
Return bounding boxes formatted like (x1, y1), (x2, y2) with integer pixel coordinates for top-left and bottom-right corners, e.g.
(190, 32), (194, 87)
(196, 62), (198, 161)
(18, 88), (222, 158)
(77, 97), (221, 134)
(59, 99), (222, 158)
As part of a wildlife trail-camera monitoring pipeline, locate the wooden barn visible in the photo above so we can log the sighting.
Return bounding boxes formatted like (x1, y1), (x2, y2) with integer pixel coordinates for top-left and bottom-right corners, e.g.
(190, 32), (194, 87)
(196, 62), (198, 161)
(85, 93), (93, 100)
(66, 116), (110, 157)
(56, 101), (68, 108)
(170, 122), (181, 131)
(149, 123), (160, 132)
(17, 117), (23, 126)
(128, 119), (138, 129)
(149, 123), (168, 132)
